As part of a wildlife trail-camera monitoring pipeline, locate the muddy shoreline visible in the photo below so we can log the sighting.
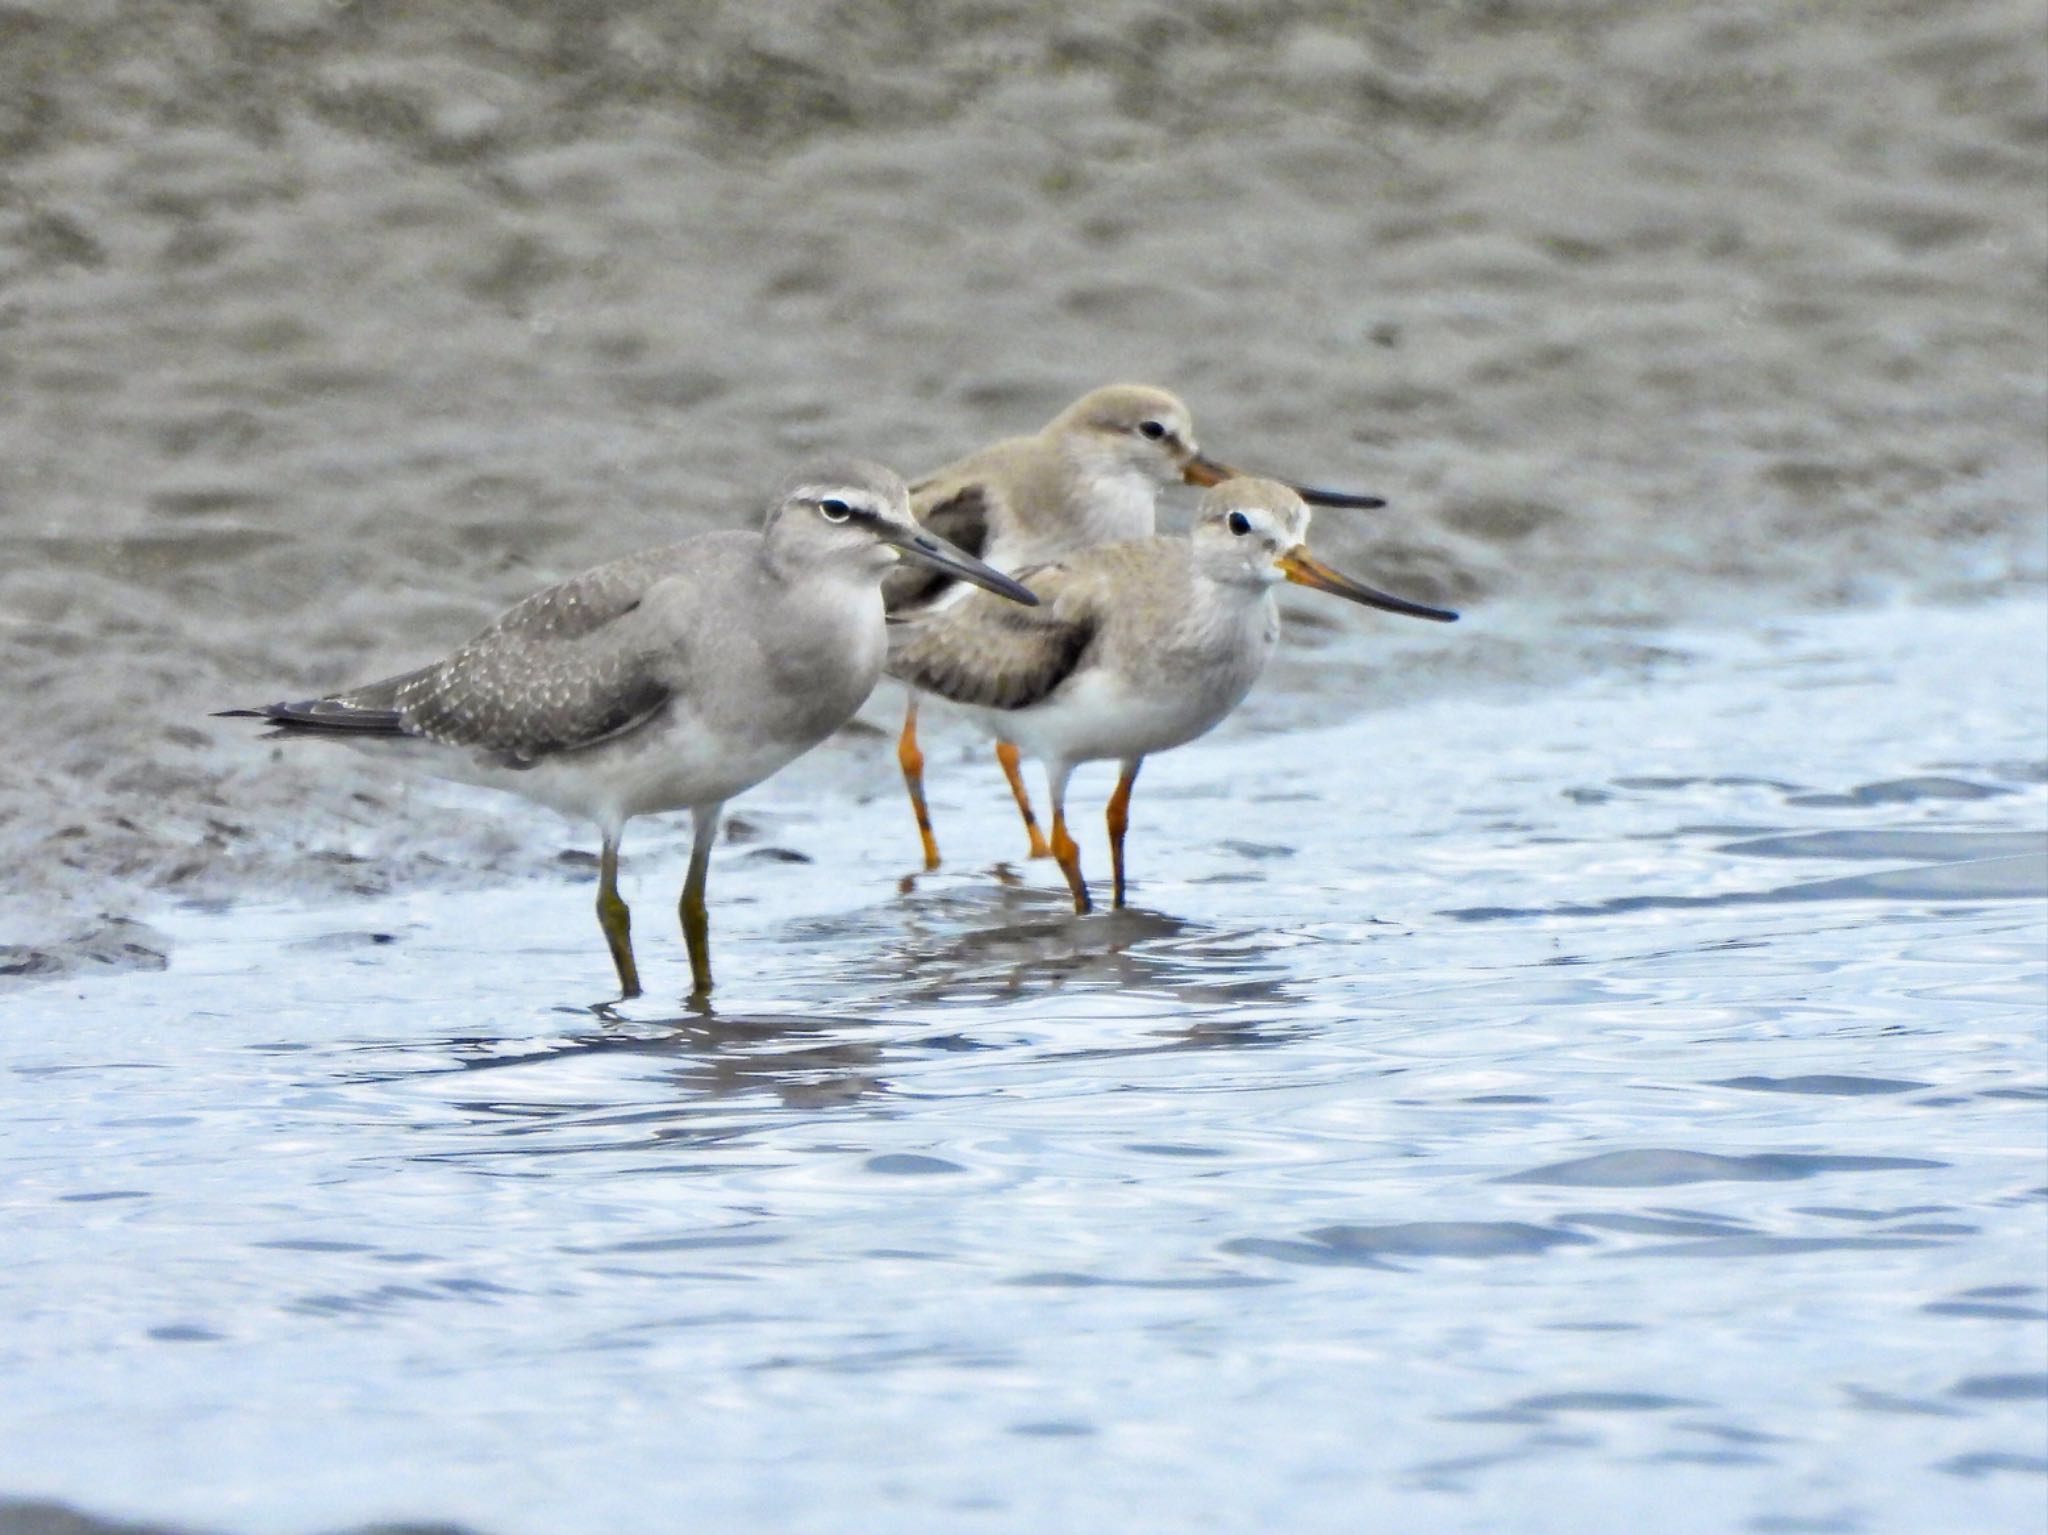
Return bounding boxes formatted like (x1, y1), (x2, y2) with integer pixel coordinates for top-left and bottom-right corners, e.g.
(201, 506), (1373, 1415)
(3, 1), (2043, 966)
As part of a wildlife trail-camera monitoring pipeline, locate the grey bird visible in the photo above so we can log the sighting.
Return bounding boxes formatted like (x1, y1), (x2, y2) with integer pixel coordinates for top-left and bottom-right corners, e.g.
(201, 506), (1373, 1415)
(885, 383), (1388, 871)
(888, 478), (1456, 914)
(218, 461), (1037, 1000)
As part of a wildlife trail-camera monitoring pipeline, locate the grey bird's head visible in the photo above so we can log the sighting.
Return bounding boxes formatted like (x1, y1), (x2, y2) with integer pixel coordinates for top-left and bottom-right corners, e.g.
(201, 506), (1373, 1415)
(766, 460), (1037, 606)
(1049, 383), (1388, 510)
(1193, 478), (1458, 623)
(1047, 383), (1201, 488)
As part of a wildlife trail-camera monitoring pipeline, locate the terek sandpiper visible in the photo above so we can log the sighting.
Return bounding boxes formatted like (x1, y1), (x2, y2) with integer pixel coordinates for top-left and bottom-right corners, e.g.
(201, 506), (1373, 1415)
(218, 462), (1038, 1000)
(889, 383), (1389, 871)
(887, 477), (1456, 914)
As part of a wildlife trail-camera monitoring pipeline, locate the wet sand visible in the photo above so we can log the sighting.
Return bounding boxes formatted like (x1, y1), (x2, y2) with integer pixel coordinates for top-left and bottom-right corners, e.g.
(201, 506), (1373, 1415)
(2, 0), (2044, 965)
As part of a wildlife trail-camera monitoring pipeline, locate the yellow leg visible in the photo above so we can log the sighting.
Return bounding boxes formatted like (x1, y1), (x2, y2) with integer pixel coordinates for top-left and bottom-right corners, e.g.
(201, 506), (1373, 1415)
(679, 805), (719, 1001)
(597, 834), (641, 998)
(897, 698), (941, 871)
(996, 740), (1053, 859)
(1106, 758), (1142, 909)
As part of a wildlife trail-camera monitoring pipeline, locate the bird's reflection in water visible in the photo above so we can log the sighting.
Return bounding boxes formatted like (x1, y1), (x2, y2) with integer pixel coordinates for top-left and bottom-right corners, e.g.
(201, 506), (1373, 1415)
(351, 882), (1317, 1157)
(347, 1011), (902, 1160)
(787, 878), (1318, 1057)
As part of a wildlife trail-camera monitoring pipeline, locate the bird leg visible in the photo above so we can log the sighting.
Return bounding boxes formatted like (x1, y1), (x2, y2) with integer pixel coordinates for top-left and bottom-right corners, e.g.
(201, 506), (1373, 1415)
(995, 740), (1053, 859)
(1106, 757), (1143, 909)
(597, 833), (641, 999)
(1045, 762), (1091, 915)
(679, 803), (721, 1001)
(897, 698), (942, 871)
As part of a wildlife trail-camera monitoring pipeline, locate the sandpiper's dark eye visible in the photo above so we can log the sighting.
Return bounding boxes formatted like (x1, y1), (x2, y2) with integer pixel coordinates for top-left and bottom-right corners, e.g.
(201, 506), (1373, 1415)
(1227, 511), (1252, 536)
(1138, 420), (1168, 441)
(817, 498), (852, 523)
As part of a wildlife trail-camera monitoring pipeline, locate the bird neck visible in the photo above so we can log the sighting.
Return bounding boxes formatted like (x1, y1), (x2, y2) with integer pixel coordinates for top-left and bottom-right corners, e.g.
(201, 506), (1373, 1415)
(1055, 439), (1162, 546)
(758, 529), (877, 590)
(747, 539), (888, 689)
(1185, 565), (1281, 648)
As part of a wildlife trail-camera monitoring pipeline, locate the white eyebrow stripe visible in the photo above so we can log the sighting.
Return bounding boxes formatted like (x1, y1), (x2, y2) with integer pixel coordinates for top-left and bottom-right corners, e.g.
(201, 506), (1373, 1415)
(793, 486), (883, 512)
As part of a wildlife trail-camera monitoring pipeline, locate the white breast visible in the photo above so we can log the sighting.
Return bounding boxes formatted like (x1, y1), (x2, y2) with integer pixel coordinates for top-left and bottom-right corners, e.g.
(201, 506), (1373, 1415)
(1066, 467), (1158, 548)
(992, 464), (1158, 571)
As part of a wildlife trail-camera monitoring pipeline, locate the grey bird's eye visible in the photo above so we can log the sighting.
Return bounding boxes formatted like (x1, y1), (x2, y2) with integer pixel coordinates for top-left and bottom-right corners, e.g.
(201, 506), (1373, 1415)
(1227, 511), (1252, 536)
(817, 498), (853, 523)
(1137, 420), (1168, 441)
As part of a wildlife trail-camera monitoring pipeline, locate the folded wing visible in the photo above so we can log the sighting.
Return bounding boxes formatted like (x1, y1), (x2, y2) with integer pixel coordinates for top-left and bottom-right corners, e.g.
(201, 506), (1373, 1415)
(888, 560), (1098, 711)
(223, 550), (688, 765)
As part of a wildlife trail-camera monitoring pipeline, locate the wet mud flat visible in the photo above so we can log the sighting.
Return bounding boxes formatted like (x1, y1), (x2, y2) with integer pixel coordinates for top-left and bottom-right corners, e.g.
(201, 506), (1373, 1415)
(2, 0), (2044, 946)
(1, 596), (2043, 1535)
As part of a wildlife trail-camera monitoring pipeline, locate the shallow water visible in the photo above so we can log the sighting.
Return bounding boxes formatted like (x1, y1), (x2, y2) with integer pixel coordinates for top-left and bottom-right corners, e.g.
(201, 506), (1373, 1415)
(4, 597), (2045, 1535)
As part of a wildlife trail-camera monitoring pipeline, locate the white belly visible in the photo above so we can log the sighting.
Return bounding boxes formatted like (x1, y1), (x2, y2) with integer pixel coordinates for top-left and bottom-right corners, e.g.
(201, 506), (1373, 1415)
(960, 664), (1247, 770)
(359, 710), (819, 829)
(533, 712), (821, 821)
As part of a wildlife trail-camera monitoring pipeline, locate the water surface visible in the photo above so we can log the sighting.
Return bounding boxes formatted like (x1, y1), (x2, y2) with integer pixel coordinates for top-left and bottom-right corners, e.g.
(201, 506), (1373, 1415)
(3, 598), (2044, 1535)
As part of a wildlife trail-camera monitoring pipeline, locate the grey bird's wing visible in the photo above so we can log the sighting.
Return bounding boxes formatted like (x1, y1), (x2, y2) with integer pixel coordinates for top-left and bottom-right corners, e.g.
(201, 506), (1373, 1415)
(888, 558), (1099, 711)
(228, 547), (691, 764)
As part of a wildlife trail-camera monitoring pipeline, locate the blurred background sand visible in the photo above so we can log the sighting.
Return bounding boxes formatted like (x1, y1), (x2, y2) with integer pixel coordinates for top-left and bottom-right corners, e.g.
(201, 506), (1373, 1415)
(2, 0), (2042, 963)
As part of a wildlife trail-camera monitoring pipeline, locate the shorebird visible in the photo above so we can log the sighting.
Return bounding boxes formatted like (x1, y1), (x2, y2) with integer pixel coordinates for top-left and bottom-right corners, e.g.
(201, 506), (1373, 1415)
(218, 461), (1037, 1000)
(887, 477), (1457, 914)
(887, 383), (1388, 871)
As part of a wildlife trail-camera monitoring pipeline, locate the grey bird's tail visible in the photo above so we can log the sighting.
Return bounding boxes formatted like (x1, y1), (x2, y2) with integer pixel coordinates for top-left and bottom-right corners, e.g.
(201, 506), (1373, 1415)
(213, 699), (406, 736)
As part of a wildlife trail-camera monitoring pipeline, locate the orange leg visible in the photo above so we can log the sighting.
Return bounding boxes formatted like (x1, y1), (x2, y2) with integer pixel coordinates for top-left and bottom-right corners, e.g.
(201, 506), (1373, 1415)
(1106, 757), (1142, 909)
(1045, 762), (1091, 914)
(995, 741), (1053, 859)
(1049, 810), (1092, 915)
(897, 698), (941, 871)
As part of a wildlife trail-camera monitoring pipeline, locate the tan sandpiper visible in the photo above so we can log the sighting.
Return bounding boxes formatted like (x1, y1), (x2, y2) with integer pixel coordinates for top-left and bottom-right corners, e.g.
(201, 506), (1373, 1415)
(888, 383), (1389, 871)
(219, 462), (1037, 1000)
(887, 478), (1456, 914)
